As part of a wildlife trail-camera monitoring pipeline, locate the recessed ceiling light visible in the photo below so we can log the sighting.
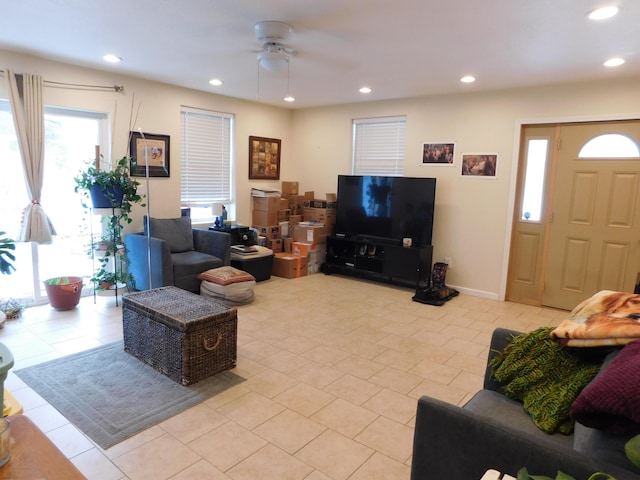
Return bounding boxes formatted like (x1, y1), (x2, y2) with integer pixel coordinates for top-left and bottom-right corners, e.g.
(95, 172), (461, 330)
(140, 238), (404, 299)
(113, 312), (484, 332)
(209, 78), (223, 86)
(460, 75), (476, 83)
(102, 54), (122, 63)
(359, 86), (372, 94)
(284, 95), (295, 102)
(604, 57), (625, 67)
(587, 6), (620, 20)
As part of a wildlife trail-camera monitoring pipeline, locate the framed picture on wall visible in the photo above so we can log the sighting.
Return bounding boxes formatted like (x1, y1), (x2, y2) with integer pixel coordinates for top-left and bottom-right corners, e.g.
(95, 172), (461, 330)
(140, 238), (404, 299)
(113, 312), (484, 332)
(461, 153), (498, 178)
(129, 131), (170, 177)
(249, 136), (281, 180)
(421, 142), (455, 166)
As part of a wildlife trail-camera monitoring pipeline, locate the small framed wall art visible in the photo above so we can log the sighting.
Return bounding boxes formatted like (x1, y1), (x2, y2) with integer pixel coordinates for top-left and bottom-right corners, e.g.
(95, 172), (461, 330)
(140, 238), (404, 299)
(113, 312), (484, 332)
(421, 142), (455, 165)
(129, 132), (170, 177)
(249, 136), (281, 180)
(461, 153), (498, 178)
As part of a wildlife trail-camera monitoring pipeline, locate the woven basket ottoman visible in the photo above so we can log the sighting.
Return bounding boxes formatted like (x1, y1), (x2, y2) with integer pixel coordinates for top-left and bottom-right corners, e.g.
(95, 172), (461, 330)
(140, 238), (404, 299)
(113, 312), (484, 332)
(122, 286), (237, 386)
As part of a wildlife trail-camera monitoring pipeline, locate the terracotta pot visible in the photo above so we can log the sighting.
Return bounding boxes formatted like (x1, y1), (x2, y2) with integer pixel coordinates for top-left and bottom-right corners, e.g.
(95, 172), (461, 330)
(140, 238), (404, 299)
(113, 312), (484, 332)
(44, 276), (83, 310)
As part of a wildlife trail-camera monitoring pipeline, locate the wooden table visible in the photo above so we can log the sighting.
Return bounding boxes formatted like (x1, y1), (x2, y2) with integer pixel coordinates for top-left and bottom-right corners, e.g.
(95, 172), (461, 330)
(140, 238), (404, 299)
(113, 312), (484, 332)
(0, 415), (85, 479)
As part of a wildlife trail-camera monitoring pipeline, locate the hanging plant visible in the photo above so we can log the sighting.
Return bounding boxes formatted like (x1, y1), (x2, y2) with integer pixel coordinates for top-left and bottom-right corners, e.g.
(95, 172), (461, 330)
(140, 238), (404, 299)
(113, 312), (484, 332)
(74, 156), (145, 290)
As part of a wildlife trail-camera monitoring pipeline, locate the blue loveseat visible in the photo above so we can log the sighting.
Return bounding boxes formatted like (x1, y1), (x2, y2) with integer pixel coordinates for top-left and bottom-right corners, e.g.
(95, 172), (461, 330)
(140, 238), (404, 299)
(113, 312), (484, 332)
(125, 217), (231, 293)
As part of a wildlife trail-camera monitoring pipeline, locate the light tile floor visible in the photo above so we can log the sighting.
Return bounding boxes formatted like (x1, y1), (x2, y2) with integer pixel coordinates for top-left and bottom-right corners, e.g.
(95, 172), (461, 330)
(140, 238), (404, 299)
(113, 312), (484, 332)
(0, 274), (569, 479)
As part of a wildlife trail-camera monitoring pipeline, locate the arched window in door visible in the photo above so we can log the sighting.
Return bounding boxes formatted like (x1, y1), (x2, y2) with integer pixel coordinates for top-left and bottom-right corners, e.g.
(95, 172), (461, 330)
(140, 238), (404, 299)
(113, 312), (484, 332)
(578, 133), (640, 158)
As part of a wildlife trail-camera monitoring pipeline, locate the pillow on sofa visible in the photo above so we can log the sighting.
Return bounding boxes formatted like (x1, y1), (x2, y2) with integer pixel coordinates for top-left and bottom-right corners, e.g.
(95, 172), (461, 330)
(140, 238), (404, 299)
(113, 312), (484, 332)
(571, 340), (640, 435)
(146, 217), (194, 253)
(198, 266), (255, 285)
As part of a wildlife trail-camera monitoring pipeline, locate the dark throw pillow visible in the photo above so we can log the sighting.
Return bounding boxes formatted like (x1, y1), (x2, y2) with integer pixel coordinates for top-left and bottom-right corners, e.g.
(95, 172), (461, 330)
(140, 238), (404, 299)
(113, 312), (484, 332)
(571, 339), (640, 435)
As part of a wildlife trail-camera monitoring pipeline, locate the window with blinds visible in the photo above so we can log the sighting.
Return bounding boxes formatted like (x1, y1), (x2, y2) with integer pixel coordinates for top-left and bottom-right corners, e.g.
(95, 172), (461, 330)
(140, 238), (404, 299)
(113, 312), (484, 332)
(180, 108), (233, 220)
(352, 116), (406, 175)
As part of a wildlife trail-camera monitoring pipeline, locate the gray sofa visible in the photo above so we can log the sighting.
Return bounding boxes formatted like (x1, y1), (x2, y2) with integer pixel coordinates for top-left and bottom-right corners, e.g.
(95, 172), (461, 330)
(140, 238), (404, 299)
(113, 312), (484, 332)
(125, 217), (231, 293)
(410, 328), (640, 480)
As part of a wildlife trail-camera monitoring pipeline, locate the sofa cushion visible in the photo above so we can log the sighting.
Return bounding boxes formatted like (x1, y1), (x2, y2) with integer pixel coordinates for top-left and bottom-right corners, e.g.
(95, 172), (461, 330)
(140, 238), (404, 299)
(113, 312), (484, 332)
(573, 422), (635, 472)
(571, 340), (640, 435)
(464, 390), (574, 449)
(146, 217), (194, 253)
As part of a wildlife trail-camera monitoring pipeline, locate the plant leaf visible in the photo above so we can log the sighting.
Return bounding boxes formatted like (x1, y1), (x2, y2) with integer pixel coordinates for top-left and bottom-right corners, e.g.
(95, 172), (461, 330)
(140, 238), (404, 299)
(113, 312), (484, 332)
(518, 467), (532, 480)
(625, 434), (640, 469)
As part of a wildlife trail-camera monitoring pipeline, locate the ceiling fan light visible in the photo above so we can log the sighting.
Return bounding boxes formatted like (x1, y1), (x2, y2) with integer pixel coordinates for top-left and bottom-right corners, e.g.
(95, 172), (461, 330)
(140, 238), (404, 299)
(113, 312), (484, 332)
(258, 47), (289, 73)
(284, 95), (295, 102)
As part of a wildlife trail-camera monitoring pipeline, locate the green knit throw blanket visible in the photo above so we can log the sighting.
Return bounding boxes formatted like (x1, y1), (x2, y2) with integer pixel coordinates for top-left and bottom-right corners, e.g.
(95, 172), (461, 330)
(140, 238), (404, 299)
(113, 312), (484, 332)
(490, 327), (602, 435)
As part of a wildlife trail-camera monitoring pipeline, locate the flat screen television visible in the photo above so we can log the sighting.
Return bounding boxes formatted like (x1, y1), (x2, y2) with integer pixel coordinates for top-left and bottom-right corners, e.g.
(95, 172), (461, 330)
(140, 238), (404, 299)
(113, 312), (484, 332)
(334, 175), (436, 246)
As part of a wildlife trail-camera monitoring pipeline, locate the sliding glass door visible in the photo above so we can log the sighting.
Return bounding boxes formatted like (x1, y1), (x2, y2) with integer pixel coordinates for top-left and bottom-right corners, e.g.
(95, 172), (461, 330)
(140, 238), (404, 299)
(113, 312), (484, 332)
(0, 101), (108, 305)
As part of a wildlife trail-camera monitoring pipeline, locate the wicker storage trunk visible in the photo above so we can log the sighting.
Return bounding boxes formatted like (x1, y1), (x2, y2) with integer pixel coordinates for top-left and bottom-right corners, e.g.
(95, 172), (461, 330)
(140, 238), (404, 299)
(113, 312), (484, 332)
(122, 286), (237, 385)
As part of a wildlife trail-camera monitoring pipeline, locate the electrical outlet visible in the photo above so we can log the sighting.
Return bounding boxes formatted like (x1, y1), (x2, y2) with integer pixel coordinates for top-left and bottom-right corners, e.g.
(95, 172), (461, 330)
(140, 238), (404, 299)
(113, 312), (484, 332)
(444, 257), (452, 268)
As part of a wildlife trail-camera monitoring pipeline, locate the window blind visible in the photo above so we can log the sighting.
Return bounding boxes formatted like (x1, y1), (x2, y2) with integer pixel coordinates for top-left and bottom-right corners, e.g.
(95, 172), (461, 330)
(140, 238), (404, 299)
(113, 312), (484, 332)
(180, 108), (233, 204)
(352, 116), (406, 175)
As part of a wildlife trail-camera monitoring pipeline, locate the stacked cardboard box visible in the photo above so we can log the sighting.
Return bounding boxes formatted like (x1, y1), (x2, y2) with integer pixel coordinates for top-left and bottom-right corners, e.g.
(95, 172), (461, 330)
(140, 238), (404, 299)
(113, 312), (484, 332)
(251, 192), (283, 252)
(252, 180), (336, 278)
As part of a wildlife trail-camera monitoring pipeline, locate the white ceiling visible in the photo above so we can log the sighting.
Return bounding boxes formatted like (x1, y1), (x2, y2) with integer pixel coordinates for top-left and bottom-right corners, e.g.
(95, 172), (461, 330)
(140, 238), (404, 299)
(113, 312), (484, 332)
(1, 0), (638, 109)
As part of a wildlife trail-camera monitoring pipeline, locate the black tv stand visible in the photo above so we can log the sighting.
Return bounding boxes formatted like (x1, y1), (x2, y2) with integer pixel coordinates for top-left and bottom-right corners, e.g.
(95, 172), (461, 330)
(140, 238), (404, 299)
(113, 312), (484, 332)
(352, 234), (402, 246)
(323, 235), (432, 288)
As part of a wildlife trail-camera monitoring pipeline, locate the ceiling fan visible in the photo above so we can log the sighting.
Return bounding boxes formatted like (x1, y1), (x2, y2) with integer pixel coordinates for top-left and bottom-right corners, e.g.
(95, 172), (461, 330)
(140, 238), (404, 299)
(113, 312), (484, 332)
(254, 21), (296, 73)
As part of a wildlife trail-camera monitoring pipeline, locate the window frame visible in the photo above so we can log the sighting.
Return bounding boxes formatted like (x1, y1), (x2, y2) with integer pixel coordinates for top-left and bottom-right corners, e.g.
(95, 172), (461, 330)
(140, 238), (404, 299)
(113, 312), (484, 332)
(180, 107), (234, 222)
(352, 116), (406, 176)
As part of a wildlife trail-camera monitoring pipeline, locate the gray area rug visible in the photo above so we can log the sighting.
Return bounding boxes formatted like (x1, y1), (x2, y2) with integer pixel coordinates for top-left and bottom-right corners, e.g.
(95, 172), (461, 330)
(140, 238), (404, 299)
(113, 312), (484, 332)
(15, 342), (245, 449)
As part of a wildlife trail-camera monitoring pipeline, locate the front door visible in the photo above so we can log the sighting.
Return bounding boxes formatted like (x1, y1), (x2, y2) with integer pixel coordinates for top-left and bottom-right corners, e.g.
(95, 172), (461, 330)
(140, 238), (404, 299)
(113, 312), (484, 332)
(507, 120), (640, 310)
(542, 121), (640, 310)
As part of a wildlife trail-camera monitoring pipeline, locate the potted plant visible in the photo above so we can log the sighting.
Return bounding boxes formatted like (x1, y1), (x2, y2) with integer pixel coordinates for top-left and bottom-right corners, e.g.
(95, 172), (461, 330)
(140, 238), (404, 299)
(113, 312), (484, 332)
(43, 276), (84, 310)
(74, 156), (144, 223)
(0, 232), (16, 276)
(0, 232), (17, 326)
(74, 156), (145, 292)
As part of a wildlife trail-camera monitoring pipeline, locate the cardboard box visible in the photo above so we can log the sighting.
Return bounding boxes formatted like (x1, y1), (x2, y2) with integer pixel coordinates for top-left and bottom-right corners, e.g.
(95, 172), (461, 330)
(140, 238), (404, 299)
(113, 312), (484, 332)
(281, 181), (299, 195)
(252, 210), (278, 226)
(279, 221), (289, 237)
(293, 224), (329, 244)
(303, 206), (336, 225)
(289, 214), (303, 226)
(307, 244), (327, 275)
(253, 196), (281, 212)
(268, 238), (283, 253)
(292, 241), (317, 257)
(253, 225), (281, 239)
(283, 237), (293, 253)
(272, 253), (308, 279)
(280, 198), (289, 209)
(289, 195), (305, 205)
(304, 191), (315, 201)
(277, 209), (291, 221)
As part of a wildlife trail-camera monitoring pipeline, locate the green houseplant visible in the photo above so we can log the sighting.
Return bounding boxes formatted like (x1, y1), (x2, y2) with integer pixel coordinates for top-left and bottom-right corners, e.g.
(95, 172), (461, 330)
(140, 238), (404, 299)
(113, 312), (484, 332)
(518, 434), (640, 480)
(0, 232), (23, 321)
(74, 156), (145, 291)
(0, 232), (16, 276)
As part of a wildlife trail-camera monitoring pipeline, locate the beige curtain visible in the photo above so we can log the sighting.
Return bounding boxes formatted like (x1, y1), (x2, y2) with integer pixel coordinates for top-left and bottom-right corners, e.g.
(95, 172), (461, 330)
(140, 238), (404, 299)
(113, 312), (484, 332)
(6, 70), (56, 244)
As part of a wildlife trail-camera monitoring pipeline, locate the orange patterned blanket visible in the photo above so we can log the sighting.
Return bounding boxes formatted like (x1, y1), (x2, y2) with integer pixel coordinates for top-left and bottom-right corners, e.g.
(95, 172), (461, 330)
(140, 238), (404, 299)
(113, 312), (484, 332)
(550, 290), (640, 347)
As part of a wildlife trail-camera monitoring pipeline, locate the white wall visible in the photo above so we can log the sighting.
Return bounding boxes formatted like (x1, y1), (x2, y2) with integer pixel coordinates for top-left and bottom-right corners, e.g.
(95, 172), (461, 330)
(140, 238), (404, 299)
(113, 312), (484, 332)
(291, 77), (640, 298)
(0, 50), (292, 233)
(3, 50), (640, 300)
